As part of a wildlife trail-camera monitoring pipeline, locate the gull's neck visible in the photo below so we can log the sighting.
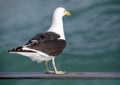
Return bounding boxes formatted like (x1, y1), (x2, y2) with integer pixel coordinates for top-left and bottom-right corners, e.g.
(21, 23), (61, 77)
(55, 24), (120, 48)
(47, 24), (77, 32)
(48, 14), (65, 40)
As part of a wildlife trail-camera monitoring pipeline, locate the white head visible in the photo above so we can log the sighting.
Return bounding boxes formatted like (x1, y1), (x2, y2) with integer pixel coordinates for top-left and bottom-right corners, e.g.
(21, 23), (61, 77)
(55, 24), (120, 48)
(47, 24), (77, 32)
(48, 7), (71, 40)
(53, 7), (71, 18)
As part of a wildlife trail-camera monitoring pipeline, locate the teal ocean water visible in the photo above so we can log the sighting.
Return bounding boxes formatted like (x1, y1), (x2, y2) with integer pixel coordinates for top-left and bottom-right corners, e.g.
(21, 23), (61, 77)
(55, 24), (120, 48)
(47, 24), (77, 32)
(0, 0), (120, 85)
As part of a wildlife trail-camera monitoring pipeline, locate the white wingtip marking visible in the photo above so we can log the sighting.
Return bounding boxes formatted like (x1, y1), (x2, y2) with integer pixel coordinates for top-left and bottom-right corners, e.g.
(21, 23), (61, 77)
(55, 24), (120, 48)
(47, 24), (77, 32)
(23, 46), (50, 57)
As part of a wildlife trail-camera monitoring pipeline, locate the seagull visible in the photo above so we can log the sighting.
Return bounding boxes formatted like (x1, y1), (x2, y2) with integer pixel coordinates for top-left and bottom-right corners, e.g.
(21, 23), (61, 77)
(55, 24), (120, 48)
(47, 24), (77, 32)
(8, 7), (71, 74)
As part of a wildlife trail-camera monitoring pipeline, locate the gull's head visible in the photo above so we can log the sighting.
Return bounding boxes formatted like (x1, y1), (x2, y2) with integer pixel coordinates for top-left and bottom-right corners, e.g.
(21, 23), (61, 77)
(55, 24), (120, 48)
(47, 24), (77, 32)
(54, 7), (71, 18)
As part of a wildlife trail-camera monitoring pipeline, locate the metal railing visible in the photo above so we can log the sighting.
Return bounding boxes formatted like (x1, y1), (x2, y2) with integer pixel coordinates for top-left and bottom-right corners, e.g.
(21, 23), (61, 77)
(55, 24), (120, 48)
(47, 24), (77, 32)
(0, 72), (120, 79)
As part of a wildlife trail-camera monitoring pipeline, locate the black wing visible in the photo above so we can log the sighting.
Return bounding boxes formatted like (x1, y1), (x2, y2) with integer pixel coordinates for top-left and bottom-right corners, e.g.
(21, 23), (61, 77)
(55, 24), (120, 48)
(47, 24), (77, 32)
(25, 32), (66, 56)
(25, 32), (60, 45)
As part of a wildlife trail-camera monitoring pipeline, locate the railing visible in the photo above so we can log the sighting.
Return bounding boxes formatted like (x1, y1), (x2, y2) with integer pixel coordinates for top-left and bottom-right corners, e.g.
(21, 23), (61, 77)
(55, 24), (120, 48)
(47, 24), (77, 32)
(0, 72), (120, 79)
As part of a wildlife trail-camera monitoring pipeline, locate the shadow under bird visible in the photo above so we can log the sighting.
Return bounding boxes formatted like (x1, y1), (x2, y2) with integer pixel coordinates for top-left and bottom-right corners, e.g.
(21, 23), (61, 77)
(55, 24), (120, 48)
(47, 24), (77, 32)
(8, 7), (71, 74)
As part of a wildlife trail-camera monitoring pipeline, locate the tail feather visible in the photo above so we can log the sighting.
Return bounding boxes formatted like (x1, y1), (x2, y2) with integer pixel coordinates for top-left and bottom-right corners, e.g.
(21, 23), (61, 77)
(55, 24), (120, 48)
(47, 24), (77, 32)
(8, 46), (22, 52)
(8, 46), (35, 53)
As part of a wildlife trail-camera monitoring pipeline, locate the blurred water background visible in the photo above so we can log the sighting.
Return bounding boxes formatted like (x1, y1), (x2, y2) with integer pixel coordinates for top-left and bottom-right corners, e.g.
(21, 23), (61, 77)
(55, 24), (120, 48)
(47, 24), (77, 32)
(0, 0), (120, 85)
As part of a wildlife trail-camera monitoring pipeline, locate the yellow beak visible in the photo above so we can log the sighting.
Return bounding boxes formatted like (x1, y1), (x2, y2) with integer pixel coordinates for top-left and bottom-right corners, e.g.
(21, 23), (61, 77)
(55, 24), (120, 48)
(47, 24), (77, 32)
(65, 11), (71, 16)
